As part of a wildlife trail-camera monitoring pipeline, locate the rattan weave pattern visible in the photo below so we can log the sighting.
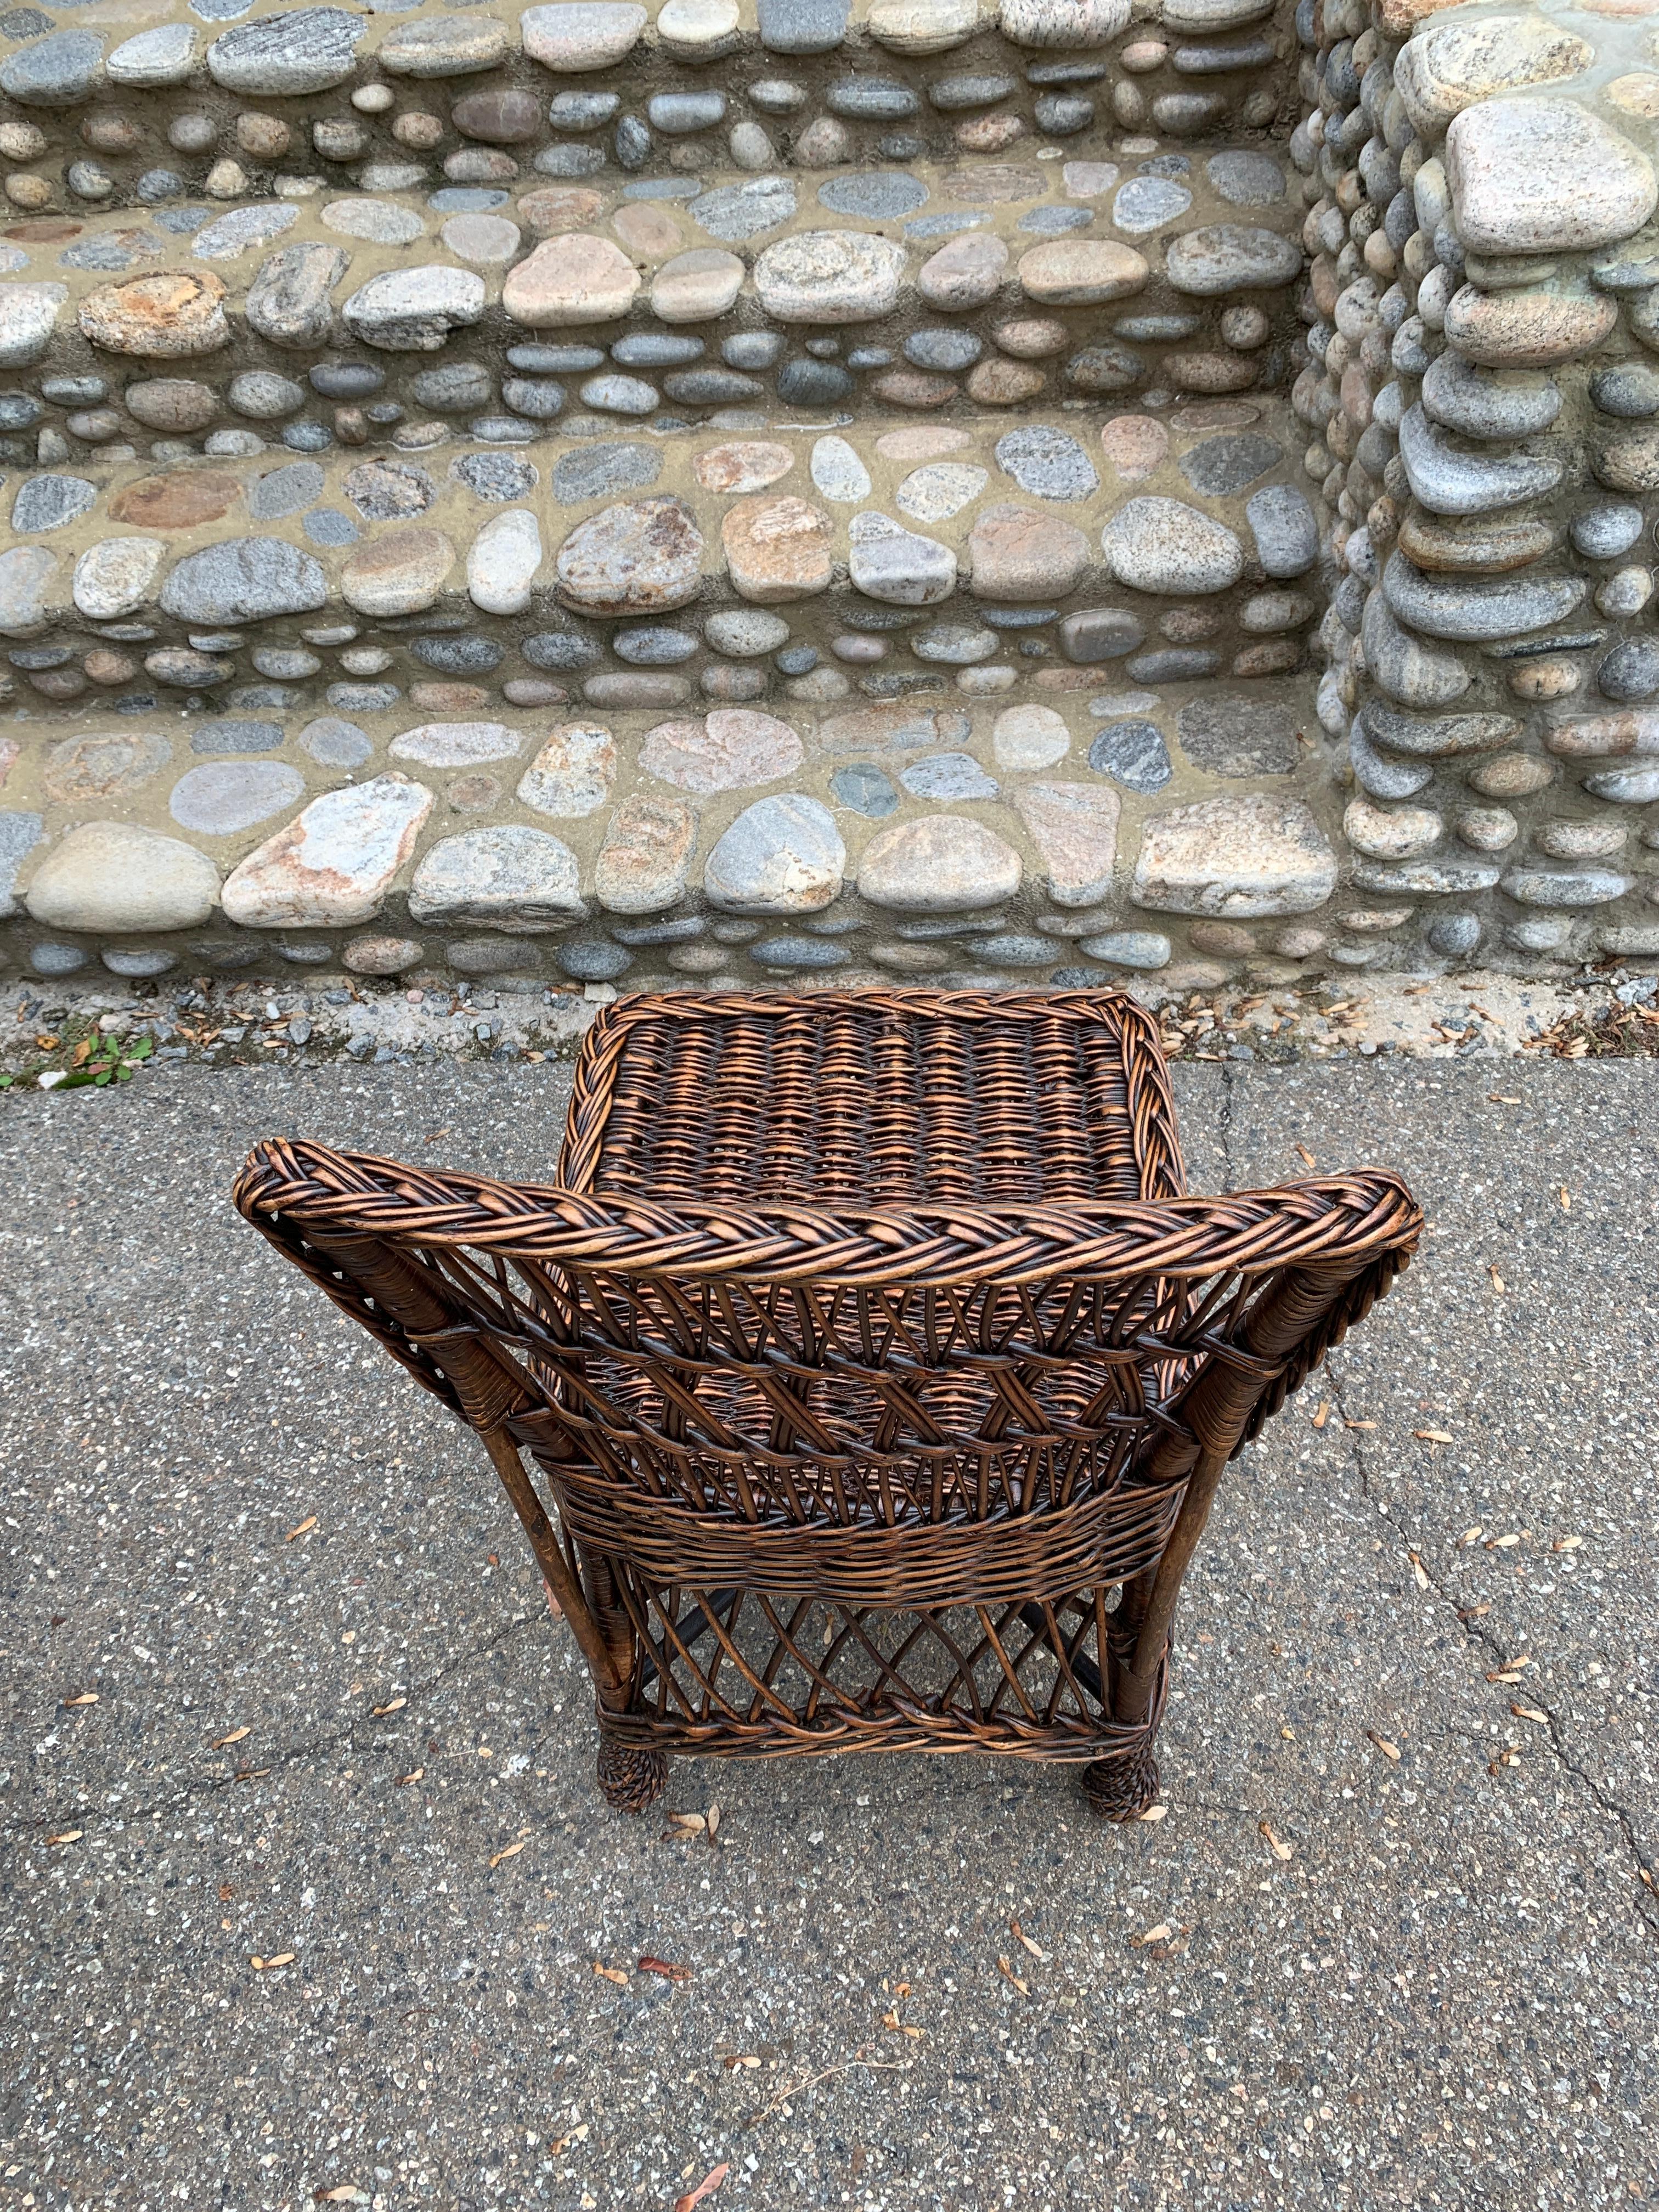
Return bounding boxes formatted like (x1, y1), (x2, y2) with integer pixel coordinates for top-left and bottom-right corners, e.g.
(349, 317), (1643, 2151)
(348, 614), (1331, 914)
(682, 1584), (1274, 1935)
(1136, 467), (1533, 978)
(234, 990), (1421, 1820)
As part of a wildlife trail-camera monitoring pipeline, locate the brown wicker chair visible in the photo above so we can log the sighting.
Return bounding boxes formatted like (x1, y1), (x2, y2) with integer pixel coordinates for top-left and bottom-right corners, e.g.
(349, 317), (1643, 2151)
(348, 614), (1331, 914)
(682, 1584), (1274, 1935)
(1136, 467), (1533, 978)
(234, 990), (1420, 1820)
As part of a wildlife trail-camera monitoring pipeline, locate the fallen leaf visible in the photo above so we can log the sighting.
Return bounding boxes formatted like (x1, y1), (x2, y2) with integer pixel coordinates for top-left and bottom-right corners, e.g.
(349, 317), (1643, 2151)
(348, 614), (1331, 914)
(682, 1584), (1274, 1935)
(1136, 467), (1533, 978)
(1260, 1822), (1294, 1862)
(46, 1830), (83, 1846)
(1409, 1551), (1430, 1592)
(1557, 1186), (1571, 1211)
(549, 2123), (590, 2154)
(665, 1811), (706, 1834)
(1553, 1535), (1583, 1553)
(1488, 1267), (1505, 1295)
(396, 1767), (424, 1786)
(1487, 1532), (1521, 1550)
(592, 1961), (629, 1987)
(488, 1838), (528, 1869)
(1511, 1704), (1550, 1726)
(286, 1516), (317, 1542)
(995, 1956), (1030, 1996)
(1488, 1093), (1521, 1105)
(673, 2164), (729, 2212)
(881, 2008), (922, 2038)
(371, 1697), (407, 1717)
(1011, 1918), (1047, 1962)
(1368, 1731), (1401, 1762)
(721, 2053), (761, 2070)
(250, 1953), (295, 1970)
(1414, 1429), (1454, 1445)
(213, 1726), (251, 1748)
(1132, 1922), (1173, 1948)
(1138, 1803), (1169, 1825)
(706, 1802), (721, 1842)
(1295, 1144), (1316, 1170)
(1311, 1401), (1330, 1429)
(63, 1691), (98, 1707)
(1344, 1419), (1376, 1431)
(637, 1956), (692, 1981)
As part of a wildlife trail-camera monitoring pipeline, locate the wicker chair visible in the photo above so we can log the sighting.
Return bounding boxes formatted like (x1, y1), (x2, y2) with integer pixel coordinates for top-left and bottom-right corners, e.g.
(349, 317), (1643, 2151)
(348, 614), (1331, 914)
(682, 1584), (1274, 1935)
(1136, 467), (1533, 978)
(234, 990), (1420, 1820)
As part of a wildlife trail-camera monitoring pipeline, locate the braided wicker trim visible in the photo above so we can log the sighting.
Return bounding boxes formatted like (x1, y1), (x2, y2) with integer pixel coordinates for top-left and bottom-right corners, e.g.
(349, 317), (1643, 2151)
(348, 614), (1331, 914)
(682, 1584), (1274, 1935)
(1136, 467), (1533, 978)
(235, 1140), (1419, 1294)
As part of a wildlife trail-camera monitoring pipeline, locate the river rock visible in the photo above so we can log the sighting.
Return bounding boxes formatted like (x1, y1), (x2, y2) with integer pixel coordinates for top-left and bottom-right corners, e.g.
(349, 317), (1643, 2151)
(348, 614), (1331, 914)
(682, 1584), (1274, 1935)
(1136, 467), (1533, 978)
(517, 723), (617, 815)
(753, 232), (906, 322)
(1381, 550), (1585, 641)
(1446, 100), (1655, 257)
(704, 793), (845, 911)
(1396, 18), (1593, 136)
(1102, 498), (1243, 594)
(1165, 225), (1302, 294)
(1013, 782), (1119, 907)
(467, 509), (542, 614)
(595, 793), (698, 911)
(2, 30), (104, 108)
(968, 504), (1090, 600)
(0, 284), (67, 368)
(521, 3), (648, 70)
(343, 267), (486, 351)
(505, 233), (641, 324)
(858, 815), (1022, 909)
(246, 244), (349, 349)
(79, 273), (228, 358)
(26, 821), (219, 933)
(723, 495), (834, 602)
(207, 9), (364, 94)
(222, 776), (432, 927)
(340, 527), (456, 616)
(1017, 240), (1148, 306)
(848, 512), (957, 605)
(1132, 794), (1336, 917)
(556, 496), (706, 614)
(641, 708), (803, 791)
(160, 538), (326, 625)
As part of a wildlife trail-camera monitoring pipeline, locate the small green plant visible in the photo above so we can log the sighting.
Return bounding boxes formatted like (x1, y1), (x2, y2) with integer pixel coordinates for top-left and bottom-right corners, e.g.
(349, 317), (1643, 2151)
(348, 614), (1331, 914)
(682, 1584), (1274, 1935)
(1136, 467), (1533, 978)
(36, 1030), (154, 1091)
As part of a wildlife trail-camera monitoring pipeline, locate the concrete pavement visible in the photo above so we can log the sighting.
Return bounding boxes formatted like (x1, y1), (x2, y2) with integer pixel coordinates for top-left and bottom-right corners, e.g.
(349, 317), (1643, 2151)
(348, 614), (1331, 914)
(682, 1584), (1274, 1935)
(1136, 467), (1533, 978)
(1, 1057), (1656, 2212)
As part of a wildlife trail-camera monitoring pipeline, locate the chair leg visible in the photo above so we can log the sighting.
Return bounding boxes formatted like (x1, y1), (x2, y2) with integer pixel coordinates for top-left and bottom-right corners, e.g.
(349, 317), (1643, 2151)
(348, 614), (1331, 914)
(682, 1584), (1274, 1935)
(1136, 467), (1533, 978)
(1080, 1738), (1160, 1822)
(597, 1736), (668, 1814)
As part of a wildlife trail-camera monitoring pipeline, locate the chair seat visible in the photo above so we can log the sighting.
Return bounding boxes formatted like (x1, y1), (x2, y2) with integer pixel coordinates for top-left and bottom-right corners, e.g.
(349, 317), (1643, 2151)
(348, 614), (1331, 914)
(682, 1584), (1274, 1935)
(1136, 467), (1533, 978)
(559, 988), (1186, 1210)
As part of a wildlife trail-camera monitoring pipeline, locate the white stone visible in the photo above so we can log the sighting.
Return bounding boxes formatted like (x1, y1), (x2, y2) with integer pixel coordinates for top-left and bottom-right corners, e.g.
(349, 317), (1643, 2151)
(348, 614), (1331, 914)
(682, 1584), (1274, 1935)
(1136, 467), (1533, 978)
(1446, 100), (1656, 256)
(25, 821), (219, 933)
(992, 703), (1070, 770)
(388, 723), (526, 768)
(1396, 17), (1593, 137)
(73, 537), (162, 620)
(753, 231), (906, 324)
(517, 725), (617, 817)
(341, 266), (486, 351)
(221, 775), (432, 927)
(408, 826), (586, 929)
(1101, 498), (1244, 595)
(0, 284), (66, 368)
(848, 512), (957, 606)
(810, 435), (871, 504)
(1132, 795), (1336, 918)
(107, 24), (198, 87)
(521, 3), (647, 70)
(467, 509), (542, 616)
(857, 815), (1023, 910)
(704, 794), (845, 912)
(867, 0), (982, 54)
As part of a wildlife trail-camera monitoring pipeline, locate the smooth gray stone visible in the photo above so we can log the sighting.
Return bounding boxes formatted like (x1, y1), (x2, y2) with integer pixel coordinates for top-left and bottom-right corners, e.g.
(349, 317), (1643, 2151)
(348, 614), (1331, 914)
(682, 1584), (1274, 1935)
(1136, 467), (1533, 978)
(1348, 712), (1434, 800)
(160, 538), (328, 625)
(1025, 57), (1107, 84)
(614, 115), (652, 167)
(751, 936), (850, 969)
(550, 443), (660, 501)
(452, 452), (538, 501)
(549, 91), (619, 129)
(1427, 911), (1481, 958)
(1178, 433), (1280, 499)
(250, 460), (327, 520)
(777, 358), (851, 405)
(613, 626), (697, 665)
(1114, 312), (1200, 341)
(533, 143), (606, 176)
(905, 328), (983, 372)
(411, 363), (492, 413)
(648, 91), (726, 133)
(207, 7), (363, 93)
(825, 76), (916, 119)
(1178, 695), (1297, 774)
(1113, 177), (1192, 234)
(1174, 33), (1274, 69)
(501, 377), (565, 420)
(758, 0), (849, 52)
(1351, 860), (1501, 895)
(1018, 206), (1092, 235)
(1590, 362), (1659, 420)
(689, 177), (797, 241)
(1064, 343), (1144, 393)
(1585, 766), (1659, 803)
(1362, 701), (1517, 757)
(1597, 639), (1659, 702)
(414, 634), (502, 674)
(929, 74), (1015, 110)
(1034, 92), (1092, 133)
(189, 718), (283, 753)
(966, 933), (1060, 967)
(899, 752), (998, 801)
(556, 939), (633, 981)
(662, 368), (761, 404)
(1060, 607), (1142, 662)
(723, 331), (785, 369)
(1502, 868), (1630, 906)
(818, 171), (927, 218)
(1398, 404), (1562, 518)
(1, 30), (104, 106)
(1589, 240), (1659, 293)
(506, 345), (603, 373)
(1088, 720), (1171, 793)
(1362, 585), (1470, 705)
(523, 631), (601, 670)
(1206, 149), (1285, 205)
(1244, 483), (1318, 578)
(1129, 647), (1221, 682)
(996, 425), (1098, 501)
(1570, 504), (1645, 560)
(612, 334), (703, 367)
(830, 763), (898, 817)
(1382, 552), (1585, 644)
(309, 360), (382, 398)
(1420, 351), (1560, 441)
(11, 474), (95, 532)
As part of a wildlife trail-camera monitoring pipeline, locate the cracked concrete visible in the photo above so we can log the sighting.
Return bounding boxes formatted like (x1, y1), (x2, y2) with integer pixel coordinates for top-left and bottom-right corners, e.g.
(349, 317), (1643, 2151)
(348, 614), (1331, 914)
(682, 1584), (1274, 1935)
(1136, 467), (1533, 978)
(2, 1057), (1657, 2211)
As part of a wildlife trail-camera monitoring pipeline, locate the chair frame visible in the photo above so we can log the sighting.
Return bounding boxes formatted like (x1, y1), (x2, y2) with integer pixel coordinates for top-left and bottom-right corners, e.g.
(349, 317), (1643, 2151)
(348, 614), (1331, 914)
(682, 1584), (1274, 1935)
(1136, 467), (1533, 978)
(234, 990), (1420, 1820)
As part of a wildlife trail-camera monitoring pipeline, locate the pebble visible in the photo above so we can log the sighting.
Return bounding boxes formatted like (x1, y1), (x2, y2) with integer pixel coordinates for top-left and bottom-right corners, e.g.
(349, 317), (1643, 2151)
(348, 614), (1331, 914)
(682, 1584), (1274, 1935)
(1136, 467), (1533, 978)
(2, 30), (104, 108)
(582, 374), (659, 415)
(830, 763), (899, 816)
(991, 702), (1069, 769)
(516, 724), (617, 816)
(705, 793), (845, 912)
(1381, 550), (1586, 642)
(456, 451), (540, 501)
(159, 537), (326, 625)
(378, 14), (510, 76)
(1102, 498), (1243, 595)
(968, 504), (1090, 600)
(819, 173), (929, 219)
(12, 474), (94, 534)
(246, 245), (351, 349)
(1178, 433), (1280, 498)
(1205, 150), (1284, 206)
(1571, 505), (1645, 560)
(340, 526), (456, 617)
(555, 495), (705, 614)
(1399, 403), (1562, 517)
(640, 707), (803, 792)
(1442, 284), (1617, 370)
(1447, 99), (1656, 257)
(1113, 177), (1192, 236)
(754, 231), (908, 324)
(1099, 414), (1170, 482)
(723, 494), (834, 601)
(1178, 696), (1298, 776)
(520, 3), (648, 72)
(78, 272), (228, 358)
(652, 248), (745, 321)
(409, 824), (586, 928)
(1001, 0), (1127, 46)
(649, 92), (727, 134)
(1132, 794), (1335, 918)
(108, 25), (198, 88)
(804, 436), (867, 504)
(504, 234), (641, 324)
(917, 232), (1008, 310)
(1590, 363), (1659, 420)
(1166, 224), (1302, 295)
(468, 509), (543, 615)
(170, 759), (304, 835)
(1017, 240), (1149, 306)
(344, 459), (435, 520)
(206, 9), (364, 94)
(857, 815), (1022, 909)
(595, 793), (697, 912)
(26, 820), (220, 933)
(777, 357), (853, 405)
(1089, 719), (1171, 793)
(72, 538), (163, 620)
(896, 462), (988, 522)
(848, 512), (957, 605)
(996, 426), (1098, 501)
(690, 177), (797, 241)
(757, 0), (850, 54)
(826, 77), (916, 121)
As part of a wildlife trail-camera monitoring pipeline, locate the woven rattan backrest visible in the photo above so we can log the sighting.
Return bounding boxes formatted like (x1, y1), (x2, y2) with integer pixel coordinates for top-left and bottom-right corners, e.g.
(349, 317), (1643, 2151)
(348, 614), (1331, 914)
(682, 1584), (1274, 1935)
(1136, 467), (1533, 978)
(235, 995), (1420, 1610)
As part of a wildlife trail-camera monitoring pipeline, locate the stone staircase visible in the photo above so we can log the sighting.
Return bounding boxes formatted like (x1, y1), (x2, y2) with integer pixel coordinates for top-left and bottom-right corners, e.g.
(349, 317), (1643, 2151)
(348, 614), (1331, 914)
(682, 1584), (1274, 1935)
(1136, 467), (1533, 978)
(1, 0), (1655, 989)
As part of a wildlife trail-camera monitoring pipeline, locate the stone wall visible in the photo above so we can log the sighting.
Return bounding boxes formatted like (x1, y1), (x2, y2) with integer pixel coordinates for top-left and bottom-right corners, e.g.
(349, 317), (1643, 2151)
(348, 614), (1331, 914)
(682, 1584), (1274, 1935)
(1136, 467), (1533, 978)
(0, 0), (1652, 990)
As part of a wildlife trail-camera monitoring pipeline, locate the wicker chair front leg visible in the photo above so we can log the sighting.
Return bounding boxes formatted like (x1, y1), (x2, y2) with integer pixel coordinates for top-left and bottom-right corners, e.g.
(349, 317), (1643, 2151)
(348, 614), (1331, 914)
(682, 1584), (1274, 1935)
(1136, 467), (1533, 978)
(582, 1549), (669, 1815)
